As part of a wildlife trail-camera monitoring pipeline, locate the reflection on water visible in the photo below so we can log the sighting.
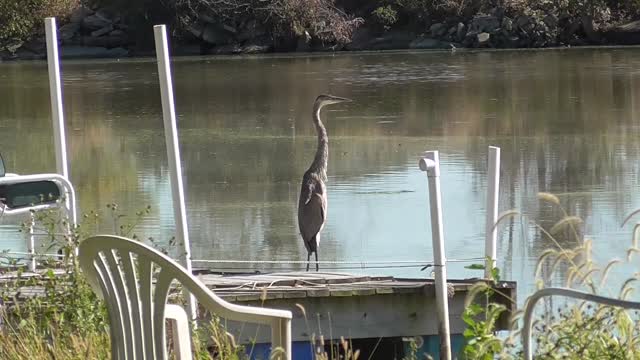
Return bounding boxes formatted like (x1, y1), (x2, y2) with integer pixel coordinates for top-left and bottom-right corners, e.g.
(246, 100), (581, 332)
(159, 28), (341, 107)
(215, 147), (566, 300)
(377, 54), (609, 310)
(2, 48), (640, 298)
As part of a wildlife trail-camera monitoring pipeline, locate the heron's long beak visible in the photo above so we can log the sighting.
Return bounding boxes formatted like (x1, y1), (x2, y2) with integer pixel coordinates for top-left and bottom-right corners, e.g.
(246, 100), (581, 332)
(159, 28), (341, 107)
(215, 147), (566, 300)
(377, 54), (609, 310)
(331, 96), (352, 103)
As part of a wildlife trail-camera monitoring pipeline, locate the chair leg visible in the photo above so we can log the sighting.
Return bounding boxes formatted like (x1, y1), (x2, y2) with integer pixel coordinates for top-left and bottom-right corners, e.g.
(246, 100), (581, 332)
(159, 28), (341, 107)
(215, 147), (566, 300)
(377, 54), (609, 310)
(165, 304), (193, 360)
(271, 318), (292, 360)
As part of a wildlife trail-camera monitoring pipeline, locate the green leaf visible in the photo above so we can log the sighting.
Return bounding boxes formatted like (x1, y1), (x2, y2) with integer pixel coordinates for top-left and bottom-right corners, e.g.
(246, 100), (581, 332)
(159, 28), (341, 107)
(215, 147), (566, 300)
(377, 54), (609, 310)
(491, 266), (501, 282)
(465, 263), (485, 270)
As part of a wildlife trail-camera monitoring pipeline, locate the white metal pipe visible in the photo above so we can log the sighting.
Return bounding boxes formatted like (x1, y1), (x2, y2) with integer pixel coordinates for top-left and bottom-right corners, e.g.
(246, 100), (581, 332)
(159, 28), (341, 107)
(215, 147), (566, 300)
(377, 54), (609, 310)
(44, 18), (76, 251)
(44, 18), (69, 180)
(419, 151), (451, 360)
(153, 25), (196, 322)
(485, 146), (500, 278)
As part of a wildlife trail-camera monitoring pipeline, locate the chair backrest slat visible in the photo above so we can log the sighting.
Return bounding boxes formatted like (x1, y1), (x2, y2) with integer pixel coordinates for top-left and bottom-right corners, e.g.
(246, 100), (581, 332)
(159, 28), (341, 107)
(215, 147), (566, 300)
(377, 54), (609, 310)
(92, 257), (121, 359)
(94, 253), (127, 360)
(121, 251), (146, 359)
(137, 257), (155, 360)
(103, 250), (136, 359)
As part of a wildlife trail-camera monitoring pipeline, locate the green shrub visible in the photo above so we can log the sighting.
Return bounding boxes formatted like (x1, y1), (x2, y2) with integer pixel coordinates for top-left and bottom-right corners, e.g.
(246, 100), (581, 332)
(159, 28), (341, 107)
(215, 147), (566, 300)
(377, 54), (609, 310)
(0, 0), (78, 48)
(371, 5), (398, 30)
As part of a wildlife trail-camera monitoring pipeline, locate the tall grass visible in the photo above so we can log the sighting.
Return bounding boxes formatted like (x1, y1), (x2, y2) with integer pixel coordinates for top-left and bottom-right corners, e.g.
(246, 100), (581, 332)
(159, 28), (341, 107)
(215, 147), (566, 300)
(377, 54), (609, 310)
(463, 192), (640, 359)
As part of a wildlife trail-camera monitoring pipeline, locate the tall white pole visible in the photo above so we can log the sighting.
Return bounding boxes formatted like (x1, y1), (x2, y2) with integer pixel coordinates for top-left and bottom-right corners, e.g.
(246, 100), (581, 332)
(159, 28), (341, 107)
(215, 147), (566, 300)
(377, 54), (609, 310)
(45, 18), (76, 258)
(44, 18), (69, 180)
(485, 146), (500, 279)
(419, 151), (451, 360)
(153, 25), (196, 321)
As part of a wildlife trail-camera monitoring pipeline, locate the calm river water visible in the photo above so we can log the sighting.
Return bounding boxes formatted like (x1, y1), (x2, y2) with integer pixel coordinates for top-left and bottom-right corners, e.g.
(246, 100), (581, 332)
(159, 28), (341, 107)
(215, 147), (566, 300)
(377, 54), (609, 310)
(2, 48), (640, 296)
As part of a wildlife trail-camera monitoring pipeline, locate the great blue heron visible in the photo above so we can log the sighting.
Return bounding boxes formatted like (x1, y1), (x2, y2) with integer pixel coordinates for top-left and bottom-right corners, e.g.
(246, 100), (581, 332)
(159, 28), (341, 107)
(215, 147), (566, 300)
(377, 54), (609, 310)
(298, 94), (352, 272)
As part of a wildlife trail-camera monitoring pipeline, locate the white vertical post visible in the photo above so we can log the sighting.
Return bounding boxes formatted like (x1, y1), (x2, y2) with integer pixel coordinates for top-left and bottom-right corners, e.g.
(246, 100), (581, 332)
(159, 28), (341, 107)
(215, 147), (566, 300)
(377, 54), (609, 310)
(44, 18), (69, 180)
(153, 25), (196, 321)
(485, 146), (500, 279)
(419, 151), (451, 360)
(45, 18), (76, 257)
(28, 213), (36, 272)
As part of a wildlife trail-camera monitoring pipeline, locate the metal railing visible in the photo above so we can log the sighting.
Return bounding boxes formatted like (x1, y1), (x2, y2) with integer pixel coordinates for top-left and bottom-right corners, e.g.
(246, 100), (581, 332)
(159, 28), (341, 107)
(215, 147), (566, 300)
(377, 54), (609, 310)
(0, 173), (77, 271)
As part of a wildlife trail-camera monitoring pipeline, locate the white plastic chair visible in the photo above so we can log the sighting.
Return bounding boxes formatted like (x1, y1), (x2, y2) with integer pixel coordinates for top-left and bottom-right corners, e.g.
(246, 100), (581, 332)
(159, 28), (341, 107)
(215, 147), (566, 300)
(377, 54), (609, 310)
(79, 234), (292, 360)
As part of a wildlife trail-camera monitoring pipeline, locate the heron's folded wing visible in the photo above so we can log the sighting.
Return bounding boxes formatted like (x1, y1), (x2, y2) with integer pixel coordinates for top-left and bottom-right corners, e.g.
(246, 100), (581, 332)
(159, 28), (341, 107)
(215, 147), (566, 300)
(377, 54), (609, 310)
(300, 193), (325, 240)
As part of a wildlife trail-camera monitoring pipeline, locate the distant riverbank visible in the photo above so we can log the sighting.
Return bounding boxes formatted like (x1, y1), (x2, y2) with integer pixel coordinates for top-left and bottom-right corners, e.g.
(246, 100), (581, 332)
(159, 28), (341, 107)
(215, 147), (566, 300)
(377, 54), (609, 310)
(2, 1), (640, 61)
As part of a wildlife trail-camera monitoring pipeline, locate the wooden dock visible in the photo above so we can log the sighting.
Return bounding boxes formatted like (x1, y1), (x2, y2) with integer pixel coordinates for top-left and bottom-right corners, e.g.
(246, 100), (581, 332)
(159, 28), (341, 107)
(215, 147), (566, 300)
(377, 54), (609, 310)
(195, 271), (516, 345)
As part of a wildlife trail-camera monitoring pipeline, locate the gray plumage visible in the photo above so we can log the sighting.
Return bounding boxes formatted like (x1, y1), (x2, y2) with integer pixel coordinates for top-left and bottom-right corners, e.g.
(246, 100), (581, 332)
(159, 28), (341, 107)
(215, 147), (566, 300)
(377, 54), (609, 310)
(298, 94), (351, 271)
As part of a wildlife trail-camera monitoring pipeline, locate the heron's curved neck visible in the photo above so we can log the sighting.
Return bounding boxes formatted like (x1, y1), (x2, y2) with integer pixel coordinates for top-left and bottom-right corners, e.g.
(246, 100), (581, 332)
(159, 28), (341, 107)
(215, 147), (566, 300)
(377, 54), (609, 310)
(309, 103), (328, 178)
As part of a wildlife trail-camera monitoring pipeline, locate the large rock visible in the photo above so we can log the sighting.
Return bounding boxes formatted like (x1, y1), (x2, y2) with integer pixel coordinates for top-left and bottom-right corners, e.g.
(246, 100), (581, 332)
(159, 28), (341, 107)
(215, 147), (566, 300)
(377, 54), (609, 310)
(476, 32), (491, 47)
(59, 22), (80, 41)
(409, 37), (451, 49)
(347, 29), (414, 50)
(91, 24), (114, 37)
(602, 19), (640, 44)
(109, 29), (126, 37)
(82, 13), (112, 31)
(468, 15), (500, 35)
(70, 6), (93, 24)
(543, 14), (558, 30)
(515, 15), (532, 32)
(429, 23), (447, 38)
(202, 23), (231, 44)
(81, 35), (128, 48)
(61, 46), (128, 59)
(370, 31), (415, 50)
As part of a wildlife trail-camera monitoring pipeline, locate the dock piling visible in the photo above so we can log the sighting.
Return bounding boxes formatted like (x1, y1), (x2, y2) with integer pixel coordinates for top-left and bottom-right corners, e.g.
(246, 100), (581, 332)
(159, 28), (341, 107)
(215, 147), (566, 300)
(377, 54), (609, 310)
(485, 146), (500, 279)
(153, 24), (197, 321)
(419, 151), (451, 360)
(44, 18), (69, 180)
(44, 17), (76, 259)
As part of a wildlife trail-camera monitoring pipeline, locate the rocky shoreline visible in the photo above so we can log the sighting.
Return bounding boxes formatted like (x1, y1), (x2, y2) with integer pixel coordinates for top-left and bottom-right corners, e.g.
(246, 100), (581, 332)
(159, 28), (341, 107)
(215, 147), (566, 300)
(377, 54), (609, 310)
(2, 5), (640, 61)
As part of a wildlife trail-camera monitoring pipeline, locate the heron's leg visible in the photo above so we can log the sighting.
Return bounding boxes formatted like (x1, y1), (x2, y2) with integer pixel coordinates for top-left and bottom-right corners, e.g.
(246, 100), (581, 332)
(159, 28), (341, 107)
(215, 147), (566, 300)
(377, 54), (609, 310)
(315, 250), (319, 272)
(306, 252), (311, 272)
